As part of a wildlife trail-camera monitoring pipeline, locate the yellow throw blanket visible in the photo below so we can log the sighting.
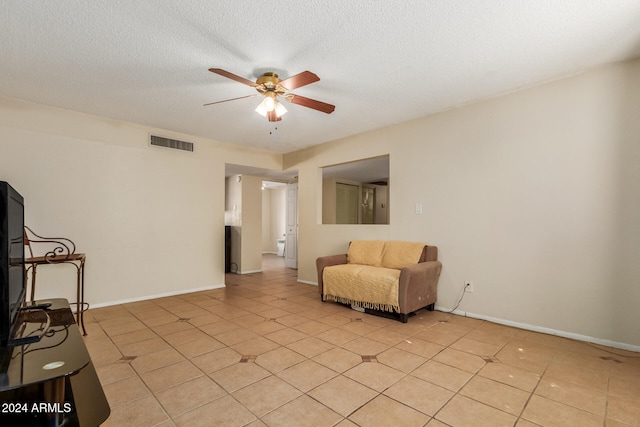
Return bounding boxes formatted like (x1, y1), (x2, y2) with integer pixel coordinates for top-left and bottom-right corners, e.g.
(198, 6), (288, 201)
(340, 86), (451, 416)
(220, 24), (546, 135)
(323, 264), (401, 312)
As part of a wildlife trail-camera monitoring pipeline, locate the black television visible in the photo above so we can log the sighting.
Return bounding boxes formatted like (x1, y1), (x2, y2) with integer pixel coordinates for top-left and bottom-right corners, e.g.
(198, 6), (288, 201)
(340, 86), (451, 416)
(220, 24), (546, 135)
(0, 181), (26, 347)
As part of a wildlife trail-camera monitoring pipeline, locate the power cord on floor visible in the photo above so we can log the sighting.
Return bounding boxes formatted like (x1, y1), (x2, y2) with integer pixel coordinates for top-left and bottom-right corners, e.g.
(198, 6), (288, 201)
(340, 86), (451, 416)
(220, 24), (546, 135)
(445, 282), (470, 313)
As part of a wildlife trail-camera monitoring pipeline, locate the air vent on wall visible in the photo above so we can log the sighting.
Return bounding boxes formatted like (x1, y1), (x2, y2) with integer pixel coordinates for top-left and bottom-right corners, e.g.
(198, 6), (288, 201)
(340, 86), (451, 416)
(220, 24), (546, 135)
(149, 135), (194, 152)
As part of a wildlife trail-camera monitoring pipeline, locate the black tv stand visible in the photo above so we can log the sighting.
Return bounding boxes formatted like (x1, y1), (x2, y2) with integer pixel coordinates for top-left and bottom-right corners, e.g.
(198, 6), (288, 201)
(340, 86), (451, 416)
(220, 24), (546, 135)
(0, 298), (109, 426)
(20, 302), (53, 311)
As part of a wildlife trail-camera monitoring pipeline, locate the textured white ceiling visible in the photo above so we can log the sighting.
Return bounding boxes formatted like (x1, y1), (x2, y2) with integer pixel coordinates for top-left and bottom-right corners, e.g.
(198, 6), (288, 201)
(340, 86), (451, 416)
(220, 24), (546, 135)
(2, 1), (640, 153)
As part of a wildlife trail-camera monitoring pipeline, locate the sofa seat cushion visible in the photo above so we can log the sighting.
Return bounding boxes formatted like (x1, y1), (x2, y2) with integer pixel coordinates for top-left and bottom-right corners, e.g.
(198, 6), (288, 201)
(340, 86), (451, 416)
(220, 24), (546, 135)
(322, 264), (401, 312)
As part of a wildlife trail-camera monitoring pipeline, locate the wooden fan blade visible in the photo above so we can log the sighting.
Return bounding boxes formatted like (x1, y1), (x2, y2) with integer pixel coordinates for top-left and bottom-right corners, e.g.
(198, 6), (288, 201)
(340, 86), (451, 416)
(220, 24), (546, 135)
(203, 94), (258, 106)
(287, 94), (335, 114)
(267, 110), (282, 122)
(209, 68), (257, 87)
(279, 71), (320, 91)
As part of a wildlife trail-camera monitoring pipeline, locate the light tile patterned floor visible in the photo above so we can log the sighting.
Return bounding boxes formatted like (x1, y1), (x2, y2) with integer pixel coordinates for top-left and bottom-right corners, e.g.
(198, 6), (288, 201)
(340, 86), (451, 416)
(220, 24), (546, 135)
(85, 255), (640, 426)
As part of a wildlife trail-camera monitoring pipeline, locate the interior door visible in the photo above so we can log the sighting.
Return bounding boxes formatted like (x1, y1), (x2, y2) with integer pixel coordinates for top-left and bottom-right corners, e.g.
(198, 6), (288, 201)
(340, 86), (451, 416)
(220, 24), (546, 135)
(285, 183), (298, 269)
(336, 183), (358, 224)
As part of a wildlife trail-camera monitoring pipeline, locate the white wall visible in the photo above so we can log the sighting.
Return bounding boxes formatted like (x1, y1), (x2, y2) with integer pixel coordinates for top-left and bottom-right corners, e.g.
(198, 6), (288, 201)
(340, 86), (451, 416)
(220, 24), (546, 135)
(284, 58), (640, 349)
(240, 175), (263, 273)
(0, 97), (281, 305)
(262, 186), (286, 253)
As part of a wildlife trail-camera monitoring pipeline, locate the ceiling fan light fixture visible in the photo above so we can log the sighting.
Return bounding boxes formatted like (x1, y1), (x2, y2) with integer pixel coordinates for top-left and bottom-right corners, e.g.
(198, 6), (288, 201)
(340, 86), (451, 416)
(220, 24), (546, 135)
(255, 102), (267, 117)
(274, 101), (287, 118)
(255, 95), (277, 117)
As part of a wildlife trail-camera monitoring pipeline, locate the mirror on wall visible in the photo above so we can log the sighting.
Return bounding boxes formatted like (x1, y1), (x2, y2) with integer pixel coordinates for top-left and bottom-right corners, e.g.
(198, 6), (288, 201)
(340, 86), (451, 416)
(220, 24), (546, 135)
(322, 155), (389, 224)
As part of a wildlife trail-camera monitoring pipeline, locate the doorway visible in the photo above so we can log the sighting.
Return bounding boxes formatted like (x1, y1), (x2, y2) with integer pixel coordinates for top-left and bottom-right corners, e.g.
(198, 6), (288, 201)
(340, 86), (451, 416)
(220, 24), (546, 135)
(225, 163), (298, 275)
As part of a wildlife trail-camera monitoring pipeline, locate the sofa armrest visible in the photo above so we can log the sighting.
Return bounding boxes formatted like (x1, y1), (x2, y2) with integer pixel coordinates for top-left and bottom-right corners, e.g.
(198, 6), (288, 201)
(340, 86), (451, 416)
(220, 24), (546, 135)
(398, 261), (442, 313)
(316, 254), (347, 295)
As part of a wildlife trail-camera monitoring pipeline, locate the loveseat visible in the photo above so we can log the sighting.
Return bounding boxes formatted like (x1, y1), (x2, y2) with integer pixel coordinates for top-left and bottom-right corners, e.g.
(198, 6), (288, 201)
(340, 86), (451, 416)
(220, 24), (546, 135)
(316, 240), (442, 323)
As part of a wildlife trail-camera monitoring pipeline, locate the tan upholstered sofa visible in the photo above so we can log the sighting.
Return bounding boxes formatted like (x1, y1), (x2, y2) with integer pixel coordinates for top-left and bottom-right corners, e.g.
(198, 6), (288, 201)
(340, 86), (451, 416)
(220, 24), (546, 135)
(316, 240), (442, 323)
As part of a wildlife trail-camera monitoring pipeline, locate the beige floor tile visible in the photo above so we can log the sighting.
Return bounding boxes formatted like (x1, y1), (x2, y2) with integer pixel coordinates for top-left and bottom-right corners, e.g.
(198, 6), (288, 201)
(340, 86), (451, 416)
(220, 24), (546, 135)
(544, 359), (609, 392)
(90, 260), (640, 427)
(117, 336), (172, 357)
(108, 327), (158, 347)
(104, 395), (170, 426)
(155, 375), (227, 417)
(521, 395), (603, 427)
(175, 335), (226, 358)
(344, 361), (405, 392)
(425, 419), (450, 427)
(395, 336), (445, 358)
(142, 313), (181, 327)
(450, 336), (503, 357)
(191, 346), (240, 373)
(365, 327), (411, 345)
(605, 394), (640, 426)
(349, 395), (430, 427)
(232, 376), (302, 417)
(376, 347), (427, 373)
(275, 313), (308, 327)
(316, 313), (353, 327)
(312, 347), (362, 373)
(308, 375), (378, 417)
(341, 336), (390, 356)
(315, 327), (360, 346)
(243, 318), (288, 335)
(459, 376), (529, 416)
(95, 361), (137, 386)
(140, 359), (203, 392)
(436, 394), (517, 427)
(495, 341), (554, 374)
(383, 375), (454, 416)
(277, 359), (338, 392)
(464, 327), (515, 347)
(162, 328), (210, 347)
(412, 360), (473, 392)
(102, 375), (151, 408)
(130, 347), (185, 374)
(264, 327), (308, 345)
(231, 336), (280, 356)
(255, 346), (306, 373)
(414, 327), (461, 347)
(609, 362), (640, 398)
(338, 320), (384, 336)
(214, 327), (259, 346)
(186, 312), (224, 327)
(84, 337), (124, 368)
(535, 375), (607, 416)
(261, 395), (343, 427)
(477, 361), (541, 392)
(99, 316), (148, 336)
(286, 336), (335, 358)
(432, 347), (487, 373)
(232, 313), (268, 329)
(293, 319), (335, 335)
(174, 395), (256, 427)
(209, 361), (271, 393)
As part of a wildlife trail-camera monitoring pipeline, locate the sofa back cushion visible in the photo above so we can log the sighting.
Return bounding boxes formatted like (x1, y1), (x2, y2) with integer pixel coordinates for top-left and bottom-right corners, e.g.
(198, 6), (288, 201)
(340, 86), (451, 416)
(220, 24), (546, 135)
(347, 240), (385, 267)
(381, 241), (425, 269)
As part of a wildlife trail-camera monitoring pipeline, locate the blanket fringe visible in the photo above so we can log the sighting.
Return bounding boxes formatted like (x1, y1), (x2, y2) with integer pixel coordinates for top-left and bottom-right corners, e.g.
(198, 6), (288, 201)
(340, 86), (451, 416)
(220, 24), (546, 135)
(323, 294), (400, 313)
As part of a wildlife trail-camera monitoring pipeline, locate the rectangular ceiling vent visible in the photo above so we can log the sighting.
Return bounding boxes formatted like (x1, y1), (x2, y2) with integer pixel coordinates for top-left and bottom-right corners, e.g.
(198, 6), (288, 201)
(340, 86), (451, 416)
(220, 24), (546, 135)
(149, 135), (194, 152)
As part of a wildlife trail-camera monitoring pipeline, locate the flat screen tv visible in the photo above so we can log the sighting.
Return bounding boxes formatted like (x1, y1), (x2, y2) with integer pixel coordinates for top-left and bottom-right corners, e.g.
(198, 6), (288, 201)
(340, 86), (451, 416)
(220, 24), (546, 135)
(0, 181), (25, 347)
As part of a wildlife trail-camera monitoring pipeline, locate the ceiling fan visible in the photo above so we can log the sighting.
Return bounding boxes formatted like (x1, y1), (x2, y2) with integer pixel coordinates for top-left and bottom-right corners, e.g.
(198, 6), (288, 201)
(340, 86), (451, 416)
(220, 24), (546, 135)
(205, 68), (335, 122)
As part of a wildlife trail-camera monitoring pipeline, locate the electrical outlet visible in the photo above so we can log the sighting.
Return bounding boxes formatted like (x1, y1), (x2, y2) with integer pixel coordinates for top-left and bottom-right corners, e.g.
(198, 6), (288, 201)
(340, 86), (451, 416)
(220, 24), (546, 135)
(464, 281), (474, 293)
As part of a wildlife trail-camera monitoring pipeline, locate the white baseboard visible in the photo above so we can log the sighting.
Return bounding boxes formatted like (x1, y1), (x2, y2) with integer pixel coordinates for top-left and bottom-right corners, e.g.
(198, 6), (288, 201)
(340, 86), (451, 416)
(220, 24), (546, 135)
(435, 305), (640, 353)
(238, 269), (262, 274)
(297, 279), (318, 286)
(90, 283), (226, 309)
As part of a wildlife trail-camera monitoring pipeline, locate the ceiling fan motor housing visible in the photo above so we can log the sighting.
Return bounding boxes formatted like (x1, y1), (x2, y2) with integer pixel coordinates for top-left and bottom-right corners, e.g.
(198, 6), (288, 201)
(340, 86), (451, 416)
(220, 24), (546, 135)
(256, 72), (280, 89)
